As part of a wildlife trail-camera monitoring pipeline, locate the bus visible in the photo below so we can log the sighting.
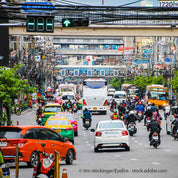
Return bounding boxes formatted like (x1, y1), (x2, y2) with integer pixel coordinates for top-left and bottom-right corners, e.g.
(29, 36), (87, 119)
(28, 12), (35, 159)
(145, 84), (169, 108)
(82, 78), (107, 114)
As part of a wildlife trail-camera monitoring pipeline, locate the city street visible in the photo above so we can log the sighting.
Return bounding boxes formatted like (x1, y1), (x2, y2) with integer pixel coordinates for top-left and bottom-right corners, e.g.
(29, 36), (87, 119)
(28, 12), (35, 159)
(9, 107), (178, 178)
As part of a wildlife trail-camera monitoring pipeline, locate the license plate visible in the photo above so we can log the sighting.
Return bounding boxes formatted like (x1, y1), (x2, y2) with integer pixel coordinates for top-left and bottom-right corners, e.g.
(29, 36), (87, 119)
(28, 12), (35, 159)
(93, 107), (97, 110)
(56, 129), (62, 132)
(0, 142), (7, 147)
(153, 136), (158, 140)
(138, 113), (142, 116)
(121, 116), (123, 119)
(106, 131), (118, 137)
(86, 121), (89, 124)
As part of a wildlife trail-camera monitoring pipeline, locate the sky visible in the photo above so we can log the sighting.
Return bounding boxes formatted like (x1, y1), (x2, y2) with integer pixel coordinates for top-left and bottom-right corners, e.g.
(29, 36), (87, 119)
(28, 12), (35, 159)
(58, 0), (159, 7)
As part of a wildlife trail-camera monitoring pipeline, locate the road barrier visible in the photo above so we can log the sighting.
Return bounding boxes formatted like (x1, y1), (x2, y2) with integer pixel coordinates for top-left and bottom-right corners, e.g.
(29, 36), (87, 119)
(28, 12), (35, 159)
(62, 168), (68, 178)
(15, 146), (19, 178)
(32, 166), (37, 178)
(54, 151), (60, 178)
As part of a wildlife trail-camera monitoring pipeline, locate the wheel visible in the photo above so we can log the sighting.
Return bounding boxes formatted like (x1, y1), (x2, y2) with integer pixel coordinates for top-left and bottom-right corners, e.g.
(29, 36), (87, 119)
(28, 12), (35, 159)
(125, 146), (130, 151)
(27, 151), (40, 167)
(74, 131), (78, 136)
(94, 147), (99, 152)
(66, 149), (74, 165)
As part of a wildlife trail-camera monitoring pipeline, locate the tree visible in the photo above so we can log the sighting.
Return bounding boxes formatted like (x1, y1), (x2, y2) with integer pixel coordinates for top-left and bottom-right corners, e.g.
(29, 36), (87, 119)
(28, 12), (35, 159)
(109, 78), (122, 90)
(169, 70), (178, 93)
(0, 64), (35, 125)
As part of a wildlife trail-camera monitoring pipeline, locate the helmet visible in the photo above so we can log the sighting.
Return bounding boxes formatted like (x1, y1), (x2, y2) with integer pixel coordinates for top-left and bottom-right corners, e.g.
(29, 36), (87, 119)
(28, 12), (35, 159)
(126, 110), (129, 113)
(130, 111), (134, 115)
(114, 109), (117, 113)
(147, 106), (151, 110)
(138, 100), (141, 102)
(148, 102), (151, 105)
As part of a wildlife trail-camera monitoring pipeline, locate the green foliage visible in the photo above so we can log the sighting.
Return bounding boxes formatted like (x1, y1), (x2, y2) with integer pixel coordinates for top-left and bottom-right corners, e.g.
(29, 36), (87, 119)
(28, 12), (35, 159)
(0, 64), (35, 108)
(124, 75), (163, 92)
(169, 70), (178, 93)
(109, 78), (122, 90)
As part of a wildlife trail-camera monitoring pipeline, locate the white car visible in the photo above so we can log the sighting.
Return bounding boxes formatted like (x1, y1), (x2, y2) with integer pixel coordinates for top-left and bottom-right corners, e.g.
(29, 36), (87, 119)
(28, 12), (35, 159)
(166, 106), (178, 134)
(92, 120), (130, 152)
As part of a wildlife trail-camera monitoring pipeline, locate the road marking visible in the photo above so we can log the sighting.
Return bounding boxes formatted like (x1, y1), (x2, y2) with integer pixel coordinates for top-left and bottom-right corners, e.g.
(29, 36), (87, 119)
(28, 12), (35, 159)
(115, 155), (120, 157)
(164, 150), (171, 152)
(134, 140), (138, 143)
(131, 158), (137, 161)
(152, 162), (160, 165)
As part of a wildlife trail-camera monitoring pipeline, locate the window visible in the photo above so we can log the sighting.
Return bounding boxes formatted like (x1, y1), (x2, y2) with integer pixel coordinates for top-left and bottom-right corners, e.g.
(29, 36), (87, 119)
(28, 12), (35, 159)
(45, 129), (62, 141)
(99, 122), (124, 129)
(85, 81), (106, 89)
(36, 130), (48, 140)
(23, 129), (35, 139)
(44, 106), (62, 112)
(0, 128), (22, 139)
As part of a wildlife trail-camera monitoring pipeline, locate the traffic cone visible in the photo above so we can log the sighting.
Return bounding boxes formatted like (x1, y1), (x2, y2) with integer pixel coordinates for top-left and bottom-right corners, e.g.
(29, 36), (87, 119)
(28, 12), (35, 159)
(62, 168), (68, 178)
(32, 166), (37, 178)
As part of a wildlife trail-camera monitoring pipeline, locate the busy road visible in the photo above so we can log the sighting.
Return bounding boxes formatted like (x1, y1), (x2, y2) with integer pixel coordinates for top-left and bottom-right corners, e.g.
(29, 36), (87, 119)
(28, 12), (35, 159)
(9, 106), (178, 178)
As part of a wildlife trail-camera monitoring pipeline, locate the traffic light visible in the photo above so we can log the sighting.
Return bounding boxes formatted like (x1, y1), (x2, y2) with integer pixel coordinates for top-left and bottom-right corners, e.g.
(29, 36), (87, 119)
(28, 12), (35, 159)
(26, 16), (54, 33)
(62, 18), (89, 27)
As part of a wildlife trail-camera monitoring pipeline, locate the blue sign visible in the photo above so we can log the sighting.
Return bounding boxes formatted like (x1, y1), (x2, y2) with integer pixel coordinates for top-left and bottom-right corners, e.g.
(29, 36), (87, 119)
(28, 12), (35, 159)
(74, 70), (79, 76)
(22, 2), (55, 13)
(61, 70), (65, 76)
(114, 70), (118, 76)
(87, 70), (92, 76)
(100, 70), (105, 76)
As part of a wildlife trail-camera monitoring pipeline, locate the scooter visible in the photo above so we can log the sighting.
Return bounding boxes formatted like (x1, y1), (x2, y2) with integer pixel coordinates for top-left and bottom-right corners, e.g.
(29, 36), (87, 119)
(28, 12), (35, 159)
(73, 103), (78, 113)
(137, 111), (143, 122)
(36, 114), (43, 126)
(35, 143), (54, 178)
(127, 122), (137, 136)
(83, 118), (91, 130)
(150, 132), (160, 149)
(174, 129), (178, 141)
(146, 116), (151, 129)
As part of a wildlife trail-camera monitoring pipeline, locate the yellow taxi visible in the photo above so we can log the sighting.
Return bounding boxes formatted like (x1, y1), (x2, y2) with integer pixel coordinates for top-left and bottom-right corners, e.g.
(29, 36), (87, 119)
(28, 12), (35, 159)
(44, 116), (74, 144)
(42, 103), (64, 125)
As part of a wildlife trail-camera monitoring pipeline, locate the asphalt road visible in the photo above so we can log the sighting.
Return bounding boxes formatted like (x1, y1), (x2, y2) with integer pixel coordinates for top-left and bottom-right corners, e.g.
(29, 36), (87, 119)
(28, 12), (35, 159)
(9, 107), (178, 178)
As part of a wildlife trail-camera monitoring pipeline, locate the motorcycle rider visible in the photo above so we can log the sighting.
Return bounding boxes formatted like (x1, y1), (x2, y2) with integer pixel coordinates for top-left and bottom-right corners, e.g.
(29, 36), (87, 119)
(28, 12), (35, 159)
(172, 114), (178, 135)
(147, 118), (161, 143)
(118, 102), (126, 116)
(153, 108), (162, 126)
(144, 106), (153, 126)
(112, 109), (119, 120)
(83, 108), (92, 126)
(110, 99), (117, 111)
(66, 99), (73, 112)
(37, 105), (43, 116)
(123, 110), (130, 125)
(151, 103), (157, 112)
(163, 103), (170, 120)
(135, 102), (145, 119)
(127, 111), (137, 127)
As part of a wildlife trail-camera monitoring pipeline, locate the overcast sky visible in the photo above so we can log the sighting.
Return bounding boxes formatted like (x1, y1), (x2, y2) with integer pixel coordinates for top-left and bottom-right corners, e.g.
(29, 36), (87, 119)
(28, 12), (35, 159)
(60, 0), (159, 6)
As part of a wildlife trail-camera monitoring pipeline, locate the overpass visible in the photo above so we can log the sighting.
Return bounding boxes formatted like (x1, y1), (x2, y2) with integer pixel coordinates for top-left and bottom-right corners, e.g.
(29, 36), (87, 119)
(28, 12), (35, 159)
(9, 24), (178, 37)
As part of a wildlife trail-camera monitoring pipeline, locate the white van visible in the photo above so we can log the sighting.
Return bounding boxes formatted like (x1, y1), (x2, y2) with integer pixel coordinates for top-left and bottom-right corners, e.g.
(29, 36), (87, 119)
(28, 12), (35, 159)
(113, 91), (127, 105)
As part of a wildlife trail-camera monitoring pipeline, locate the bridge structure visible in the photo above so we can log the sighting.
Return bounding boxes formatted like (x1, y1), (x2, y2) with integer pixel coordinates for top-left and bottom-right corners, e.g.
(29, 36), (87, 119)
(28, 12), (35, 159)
(55, 65), (127, 81)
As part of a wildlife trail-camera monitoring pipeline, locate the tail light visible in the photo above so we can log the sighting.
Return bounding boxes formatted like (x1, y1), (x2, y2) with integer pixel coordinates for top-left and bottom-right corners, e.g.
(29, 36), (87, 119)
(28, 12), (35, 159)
(86, 119), (89, 121)
(83, 99), (87, 106)
(65, 127), (73, 130)
(138, 111), (142, 113)
(73, 121), (78, 125)
(95, 131), (102, 137)
(42, 113), (45, 118)
(147, 117), (150, 120)
(122, 130), (128, 136)
(130, 124), (135, 126)
(103, 100), (107, 106)
(13, 139), (27, 146)
(153, 133), (157, 136)
(174, 114), (177, 118)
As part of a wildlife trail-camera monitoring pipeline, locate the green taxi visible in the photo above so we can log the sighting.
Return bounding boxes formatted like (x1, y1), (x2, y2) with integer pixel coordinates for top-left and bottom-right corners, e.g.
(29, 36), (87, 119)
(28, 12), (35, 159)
(42, 103), (64, 125)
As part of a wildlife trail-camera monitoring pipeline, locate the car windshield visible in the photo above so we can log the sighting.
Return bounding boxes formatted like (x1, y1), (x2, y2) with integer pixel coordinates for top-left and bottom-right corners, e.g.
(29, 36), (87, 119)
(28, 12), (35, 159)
(44, 106), (62, 112)
(47, 120), (69, 126)
(128, 89), (139, 95)
(114, 94), (126, 98)
(98, 122), (124, 129)
(148, 91), (167, 100)
(57, 115), (75, 120)
(0, 128), (22, 139)
(85, 81), (106, 89)
(62, 95), (75, 100)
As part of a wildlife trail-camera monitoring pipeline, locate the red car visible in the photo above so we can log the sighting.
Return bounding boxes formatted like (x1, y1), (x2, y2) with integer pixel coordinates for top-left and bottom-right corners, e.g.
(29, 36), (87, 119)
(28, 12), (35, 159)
(54, 112), (78, 136)
(0, 126), (77, 167)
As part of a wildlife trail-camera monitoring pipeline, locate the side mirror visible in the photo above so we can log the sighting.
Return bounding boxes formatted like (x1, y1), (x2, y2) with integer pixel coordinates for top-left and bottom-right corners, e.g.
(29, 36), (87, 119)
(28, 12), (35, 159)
(91, 129), (95, 132)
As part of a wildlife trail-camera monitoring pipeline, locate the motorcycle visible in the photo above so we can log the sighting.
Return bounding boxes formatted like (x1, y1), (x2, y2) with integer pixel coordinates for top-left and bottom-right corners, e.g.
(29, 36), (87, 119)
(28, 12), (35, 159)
(36, 114), (43, 125)
(137, 111), (143, 122)
(146, 116), (151, 129)
(35, 143), (54, 178)
(73, 103), (78, 113)
(150, 132), (160, 149)
(83, 118), (91, 130)
(127, 122), (137, 136)
(174, 128), (178, 141)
